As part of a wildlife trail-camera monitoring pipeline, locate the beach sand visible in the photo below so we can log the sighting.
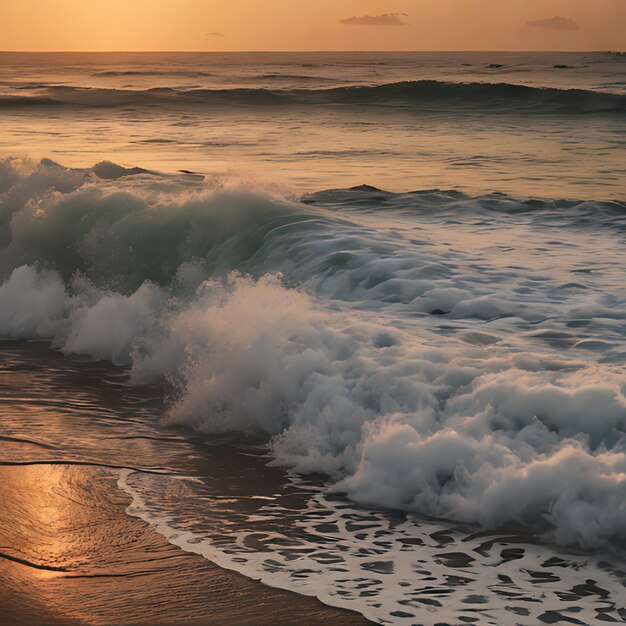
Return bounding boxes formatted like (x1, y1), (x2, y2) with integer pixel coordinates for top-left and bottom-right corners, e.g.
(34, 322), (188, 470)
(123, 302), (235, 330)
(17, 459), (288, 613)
(0, 341), (369, 625)
(0, 462), (369, 625)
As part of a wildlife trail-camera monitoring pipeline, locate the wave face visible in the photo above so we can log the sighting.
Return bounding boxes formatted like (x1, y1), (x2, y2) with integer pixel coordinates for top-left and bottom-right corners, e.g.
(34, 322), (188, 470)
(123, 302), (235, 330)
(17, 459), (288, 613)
(1, 80), (625, 114)
(1, 157), (626, 549)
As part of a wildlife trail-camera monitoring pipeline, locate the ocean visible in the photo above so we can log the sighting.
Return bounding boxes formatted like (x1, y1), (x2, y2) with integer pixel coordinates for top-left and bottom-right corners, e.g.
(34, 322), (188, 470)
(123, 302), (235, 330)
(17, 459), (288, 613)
(0, 52), (625, 625)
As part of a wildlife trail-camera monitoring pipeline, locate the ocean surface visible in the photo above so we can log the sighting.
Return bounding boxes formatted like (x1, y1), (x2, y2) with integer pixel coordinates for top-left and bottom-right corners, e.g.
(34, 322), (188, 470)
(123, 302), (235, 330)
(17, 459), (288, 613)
(1, 51), (625, 198)
(1, 52), (625, 625)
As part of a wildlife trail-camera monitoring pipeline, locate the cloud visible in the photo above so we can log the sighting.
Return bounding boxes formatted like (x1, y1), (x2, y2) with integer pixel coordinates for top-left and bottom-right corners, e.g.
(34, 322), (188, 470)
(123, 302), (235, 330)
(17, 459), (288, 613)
(206, 31), (225, 37)
(526, 16), (579, 32)
(340, 13), (409, 27)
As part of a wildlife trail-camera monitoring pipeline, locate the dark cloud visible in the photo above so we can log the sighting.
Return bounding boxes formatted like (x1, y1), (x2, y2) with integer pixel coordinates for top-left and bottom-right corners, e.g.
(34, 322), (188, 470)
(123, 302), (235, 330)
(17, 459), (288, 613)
(340, 13), (409, 27)
(526, 16), (579, 32)
(206, 31), (225, 37)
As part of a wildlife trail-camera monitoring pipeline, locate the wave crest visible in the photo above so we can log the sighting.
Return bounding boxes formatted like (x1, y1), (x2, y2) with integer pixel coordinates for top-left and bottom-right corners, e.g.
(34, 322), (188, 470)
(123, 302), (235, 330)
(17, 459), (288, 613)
(1, 157), (626, 549)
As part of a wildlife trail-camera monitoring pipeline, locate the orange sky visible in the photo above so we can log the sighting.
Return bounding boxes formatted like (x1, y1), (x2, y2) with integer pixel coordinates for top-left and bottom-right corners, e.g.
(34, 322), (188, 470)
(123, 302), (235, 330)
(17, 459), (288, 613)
(0, 0), (624, 51)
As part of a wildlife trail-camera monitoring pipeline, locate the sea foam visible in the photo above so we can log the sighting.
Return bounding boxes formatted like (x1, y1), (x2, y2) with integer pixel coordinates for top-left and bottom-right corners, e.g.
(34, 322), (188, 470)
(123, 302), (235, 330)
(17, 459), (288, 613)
(1, 157), (625, 548)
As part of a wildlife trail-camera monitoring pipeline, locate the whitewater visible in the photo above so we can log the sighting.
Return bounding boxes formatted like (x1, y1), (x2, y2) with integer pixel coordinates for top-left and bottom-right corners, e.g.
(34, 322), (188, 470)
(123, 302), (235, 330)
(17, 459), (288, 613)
(1, 52), (625, 625)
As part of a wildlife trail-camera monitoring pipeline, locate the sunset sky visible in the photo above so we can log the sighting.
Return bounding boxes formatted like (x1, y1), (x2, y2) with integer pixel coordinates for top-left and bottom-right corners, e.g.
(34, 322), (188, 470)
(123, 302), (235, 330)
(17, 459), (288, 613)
(0, 0), (624, 52)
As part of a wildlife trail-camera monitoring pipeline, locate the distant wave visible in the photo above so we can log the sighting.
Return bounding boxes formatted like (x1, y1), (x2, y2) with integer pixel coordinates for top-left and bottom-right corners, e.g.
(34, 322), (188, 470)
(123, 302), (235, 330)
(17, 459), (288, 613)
(0, 95), (60, 107)
(92, 70), (215, 78)
(1, 80), (624, 114)
(255, 73), (329, 81)
(305, 185), (626, 226)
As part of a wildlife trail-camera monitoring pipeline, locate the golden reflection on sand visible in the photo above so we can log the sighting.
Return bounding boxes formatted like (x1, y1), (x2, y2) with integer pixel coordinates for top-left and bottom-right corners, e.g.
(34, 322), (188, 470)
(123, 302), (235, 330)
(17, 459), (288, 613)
(0, 340), (366, 626)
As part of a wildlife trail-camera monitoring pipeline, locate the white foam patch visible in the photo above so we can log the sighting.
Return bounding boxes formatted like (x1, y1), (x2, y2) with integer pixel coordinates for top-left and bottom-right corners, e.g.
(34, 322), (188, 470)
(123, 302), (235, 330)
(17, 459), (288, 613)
(118, 468), (626, 626)
(64, 280), (166, 365)
(0, 265), (68, 338)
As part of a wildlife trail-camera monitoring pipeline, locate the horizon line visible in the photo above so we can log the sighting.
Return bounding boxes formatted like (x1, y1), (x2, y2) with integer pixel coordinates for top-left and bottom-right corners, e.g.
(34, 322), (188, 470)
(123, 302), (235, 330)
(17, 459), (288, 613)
(0, 49), (621, 54)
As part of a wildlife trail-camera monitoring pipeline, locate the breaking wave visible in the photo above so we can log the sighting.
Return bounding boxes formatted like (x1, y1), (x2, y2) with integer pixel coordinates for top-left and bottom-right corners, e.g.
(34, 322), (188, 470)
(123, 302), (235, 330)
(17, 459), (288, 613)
(1, 80), (625, 114)
(1, 157), (626, 549)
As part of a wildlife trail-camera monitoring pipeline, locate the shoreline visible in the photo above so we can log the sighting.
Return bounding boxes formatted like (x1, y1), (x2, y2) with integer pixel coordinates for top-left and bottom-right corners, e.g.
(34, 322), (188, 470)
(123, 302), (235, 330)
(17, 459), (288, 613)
(0, 462), (370, 626)
(2, 332), (625, 623)
(0, 341), (370, 625)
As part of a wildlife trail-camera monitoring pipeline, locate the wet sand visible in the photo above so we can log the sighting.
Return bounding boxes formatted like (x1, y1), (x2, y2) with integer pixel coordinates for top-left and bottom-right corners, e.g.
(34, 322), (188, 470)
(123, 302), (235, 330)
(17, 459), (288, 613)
(0, 464), (369, 626)
(0, 342), (370, 625)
